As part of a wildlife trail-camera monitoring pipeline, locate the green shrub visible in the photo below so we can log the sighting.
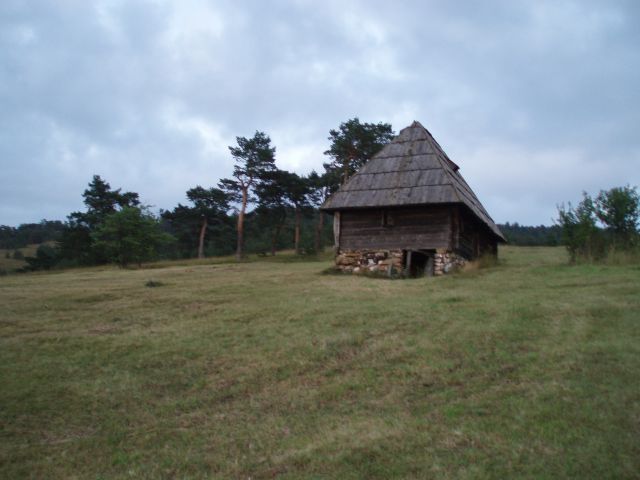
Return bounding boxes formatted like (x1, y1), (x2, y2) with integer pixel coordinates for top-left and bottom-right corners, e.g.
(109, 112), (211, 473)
(92, 207), (174, 267)
(557, 187), (639, 264)
(24, 244), (60, 271)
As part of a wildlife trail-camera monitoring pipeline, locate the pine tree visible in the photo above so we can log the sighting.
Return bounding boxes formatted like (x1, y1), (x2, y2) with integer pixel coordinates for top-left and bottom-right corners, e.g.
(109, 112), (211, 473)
(323, 118), (394, 186)
(219, 132), (276, 260)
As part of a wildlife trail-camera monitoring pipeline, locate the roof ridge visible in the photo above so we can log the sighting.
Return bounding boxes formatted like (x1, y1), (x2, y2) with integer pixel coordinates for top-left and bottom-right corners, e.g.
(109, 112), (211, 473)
(335, 182), (455, 192)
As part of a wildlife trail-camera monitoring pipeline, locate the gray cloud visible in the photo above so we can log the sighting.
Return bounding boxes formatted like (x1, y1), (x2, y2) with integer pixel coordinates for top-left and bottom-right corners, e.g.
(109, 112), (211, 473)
(1, 0), (639, 226)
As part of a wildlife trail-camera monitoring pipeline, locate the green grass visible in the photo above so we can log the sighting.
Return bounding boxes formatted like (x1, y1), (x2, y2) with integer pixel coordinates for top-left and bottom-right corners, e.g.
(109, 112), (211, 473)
(1, 246), (639, 478)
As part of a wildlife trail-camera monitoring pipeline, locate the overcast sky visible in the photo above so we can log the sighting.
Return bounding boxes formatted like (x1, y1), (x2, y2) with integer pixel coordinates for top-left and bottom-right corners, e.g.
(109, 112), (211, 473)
(1, 0), (639, 226)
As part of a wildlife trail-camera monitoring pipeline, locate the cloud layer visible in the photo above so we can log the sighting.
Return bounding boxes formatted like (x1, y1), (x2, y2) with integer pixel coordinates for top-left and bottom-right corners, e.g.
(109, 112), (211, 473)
(1, 0), (639, 225)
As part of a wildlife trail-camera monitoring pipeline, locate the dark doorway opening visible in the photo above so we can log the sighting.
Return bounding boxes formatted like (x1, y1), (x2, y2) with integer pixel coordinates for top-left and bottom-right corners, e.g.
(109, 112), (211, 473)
(404, 250), (434, 278)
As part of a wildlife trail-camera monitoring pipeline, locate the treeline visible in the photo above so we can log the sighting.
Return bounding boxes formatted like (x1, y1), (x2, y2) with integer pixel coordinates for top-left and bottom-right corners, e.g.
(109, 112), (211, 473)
(497, 223), (561, 246)
(557, 186), (639, 262)
(0, 221), (65, 249)
(9, 118), (395, 271)
(12, 117), (634, 271)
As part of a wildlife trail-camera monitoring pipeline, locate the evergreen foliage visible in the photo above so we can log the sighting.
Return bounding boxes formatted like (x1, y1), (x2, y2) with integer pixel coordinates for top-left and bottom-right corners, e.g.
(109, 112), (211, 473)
(306, 171), (336, 252)
(161, 187), (234, 259)
(323, 118), (395, 187)
(60, 175), (142, 265)
(92, 207), (173, 267)
(219, 131), (277, 260)
(253, 169), (292, 255)
(0, 221), (65, 249)
(24, 244), (59, 271)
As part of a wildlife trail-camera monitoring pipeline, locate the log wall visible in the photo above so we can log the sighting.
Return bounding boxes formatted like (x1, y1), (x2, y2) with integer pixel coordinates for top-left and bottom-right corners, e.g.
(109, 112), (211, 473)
(455, 207), (498, 259)
(339, 206), (452, 251)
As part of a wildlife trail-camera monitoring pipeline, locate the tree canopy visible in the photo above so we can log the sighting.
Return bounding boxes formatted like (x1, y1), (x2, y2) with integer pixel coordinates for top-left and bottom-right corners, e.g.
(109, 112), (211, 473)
(0, 220), (64, 249)
(219, 131), (277, 260)
(59, 175), (143, 265)
(92, 207), (173, 267)
(323, 118), (395, 187)
(595, 185), (639, 239)
(218, 131), (277, 203)
(72, 175), (140, 229)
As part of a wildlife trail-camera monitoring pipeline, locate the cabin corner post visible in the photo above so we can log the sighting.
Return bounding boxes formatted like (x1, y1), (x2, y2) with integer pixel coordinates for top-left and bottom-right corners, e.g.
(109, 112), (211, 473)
(333, 211), (341, 253)
(452, 206), (460, 252)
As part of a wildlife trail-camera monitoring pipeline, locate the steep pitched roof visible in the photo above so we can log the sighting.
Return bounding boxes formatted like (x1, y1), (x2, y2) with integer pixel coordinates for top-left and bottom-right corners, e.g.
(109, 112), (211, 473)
(322, 121), (505, 241)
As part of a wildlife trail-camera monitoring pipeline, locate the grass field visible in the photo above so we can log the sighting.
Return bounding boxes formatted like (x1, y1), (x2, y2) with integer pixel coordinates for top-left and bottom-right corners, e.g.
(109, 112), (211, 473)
(1, 246), (639, 478)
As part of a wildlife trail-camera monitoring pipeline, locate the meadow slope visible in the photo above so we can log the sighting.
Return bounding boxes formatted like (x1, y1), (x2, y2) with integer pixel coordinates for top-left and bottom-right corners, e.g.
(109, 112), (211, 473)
(1, 247), (639, 479)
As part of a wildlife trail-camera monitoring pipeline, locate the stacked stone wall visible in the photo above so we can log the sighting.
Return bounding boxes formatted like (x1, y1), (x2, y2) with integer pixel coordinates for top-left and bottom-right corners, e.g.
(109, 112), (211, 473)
(433, 250), (467, 276)
(335, 249), (403, 276)
(334, 249), (467, 277)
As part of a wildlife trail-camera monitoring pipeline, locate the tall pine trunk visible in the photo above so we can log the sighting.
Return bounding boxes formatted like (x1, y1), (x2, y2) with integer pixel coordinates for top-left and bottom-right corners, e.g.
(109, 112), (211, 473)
(236, 187), (248, 261)
(294, 206), (301, 254)
(197, 216), (208, 259)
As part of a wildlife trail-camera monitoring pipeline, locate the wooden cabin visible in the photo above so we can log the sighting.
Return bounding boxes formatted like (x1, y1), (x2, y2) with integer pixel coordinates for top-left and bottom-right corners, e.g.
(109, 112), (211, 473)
(321, 121), (505, 276)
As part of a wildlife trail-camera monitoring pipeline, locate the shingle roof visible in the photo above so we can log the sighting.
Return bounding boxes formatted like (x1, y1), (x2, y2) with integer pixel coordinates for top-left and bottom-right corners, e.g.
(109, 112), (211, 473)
(322, 121), (505, 241)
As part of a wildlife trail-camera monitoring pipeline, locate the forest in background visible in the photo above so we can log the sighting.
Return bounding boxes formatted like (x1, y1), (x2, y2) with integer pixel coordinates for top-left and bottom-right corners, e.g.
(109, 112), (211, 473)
(0, 219), (565, 255)
(0, 118), (394, 271)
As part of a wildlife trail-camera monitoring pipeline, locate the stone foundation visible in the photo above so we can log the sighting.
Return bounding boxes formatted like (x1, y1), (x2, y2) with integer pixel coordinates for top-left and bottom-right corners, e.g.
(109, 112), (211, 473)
(335, 249), (404, 276)
(334, 248), (467, 277)
(433, 250), (467, 276)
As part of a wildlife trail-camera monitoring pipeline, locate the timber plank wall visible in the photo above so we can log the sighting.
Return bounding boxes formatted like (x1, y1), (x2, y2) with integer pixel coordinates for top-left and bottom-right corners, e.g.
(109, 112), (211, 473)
(339, 206), (452, 251)
(456, 207), (499, 258)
